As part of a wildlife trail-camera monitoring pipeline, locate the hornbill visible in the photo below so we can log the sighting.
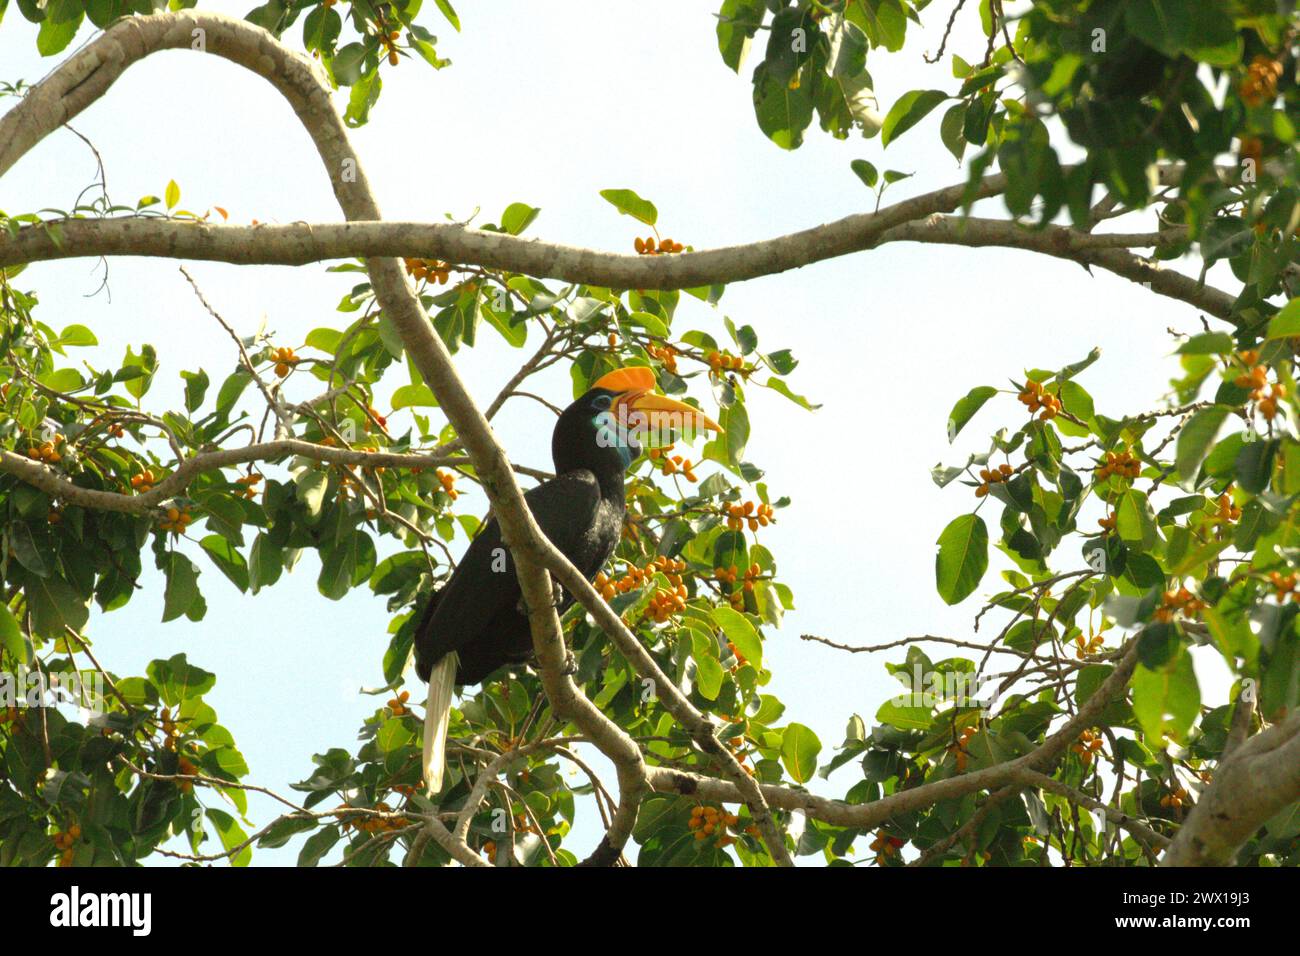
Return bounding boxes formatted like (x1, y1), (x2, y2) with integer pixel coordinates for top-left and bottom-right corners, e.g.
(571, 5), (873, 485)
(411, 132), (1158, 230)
(414, 366), (721, 793)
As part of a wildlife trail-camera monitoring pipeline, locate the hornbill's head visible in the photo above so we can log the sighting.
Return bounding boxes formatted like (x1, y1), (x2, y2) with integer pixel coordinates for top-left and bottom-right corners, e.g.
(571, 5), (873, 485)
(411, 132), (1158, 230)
(552, 366), (721, 478)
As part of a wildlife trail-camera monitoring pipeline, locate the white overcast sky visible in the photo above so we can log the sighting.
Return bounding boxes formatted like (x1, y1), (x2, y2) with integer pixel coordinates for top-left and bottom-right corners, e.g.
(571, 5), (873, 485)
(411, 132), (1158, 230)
(0, 3), (1222, 863)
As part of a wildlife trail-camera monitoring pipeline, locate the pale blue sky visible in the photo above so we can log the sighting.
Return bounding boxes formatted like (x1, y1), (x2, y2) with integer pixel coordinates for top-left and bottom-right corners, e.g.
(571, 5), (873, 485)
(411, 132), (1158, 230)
(1, 3), (1220, 864)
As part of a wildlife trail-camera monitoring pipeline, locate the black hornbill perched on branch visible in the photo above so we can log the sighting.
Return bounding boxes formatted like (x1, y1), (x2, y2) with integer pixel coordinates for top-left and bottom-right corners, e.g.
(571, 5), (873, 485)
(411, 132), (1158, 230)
(414, 366), (721, 794)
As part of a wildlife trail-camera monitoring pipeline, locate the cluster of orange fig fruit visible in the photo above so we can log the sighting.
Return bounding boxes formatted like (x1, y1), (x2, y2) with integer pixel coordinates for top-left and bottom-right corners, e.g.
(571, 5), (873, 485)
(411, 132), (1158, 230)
(235, 472), (262, 500)
(1212, 492), (1242, 525)
(1269, 570), (1300, 602)
(705, 350), (745, 377)
(1071, 728), (1105, 767)
(404, 257), (453, 285)
(159, 506), (193, 535)
(645, 342), (679, 373)
(688, 805), (753, 846)
(53, 825), (82, 867)
(1154, 587), (1206, 624)
(947, 724), (978, 772)
(341, 802), (406, 833)
(1234, 351), (1286, 421)
(130, 469), (158, 493)
(869, 830), (906, 862)
(1074, 632), (1105, 659)
(648, 445), (699, 482)
(725, 500), (774, 531)
(24, 434), (64, 464)
(270, 347), (299, 378)
(1096, 449), (1141, 481)
(633, 236), (684, 255)
(1017, 379), (1061, 420)
(1240, 55), (1283, 107)
(595, 556), (688, 601)
(974, 463), (1014, 497)
(436, 468), (459, 501)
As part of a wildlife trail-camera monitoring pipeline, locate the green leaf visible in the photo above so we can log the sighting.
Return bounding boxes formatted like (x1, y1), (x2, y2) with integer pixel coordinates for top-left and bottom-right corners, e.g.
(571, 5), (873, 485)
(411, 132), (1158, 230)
(295, 470), (329, 519)
(762, 377), (820, 410)
(1124, 0), (1242, 68)
(500, 202), (540, 236)
(935, 514), (988, 605)
(875, 698), (933, 731)
(56, 324), (98, 348)
(881, 89), (947, 147)
(36, 14), (79, 56)
(626, 311), (669, 337)
(9, 524), (50, 577)
(850, 159), (878, 188)
(1116, 489), (1157, 552)
(692, 637), (724, 701)
(780, 723), (821, 784)
(1267, 299), (1300, 339)
(164, 179), (181, 211)
(1176, 331), (1234, 354)
(24, 574), (89, 639)
(162, 553), (201, 623)
(147, 653), (216, 705)
(205, 808), (252, 867)
(200, 535), (249, 592)
(940, 102), (967, 161)
(946, 386), (997, 442)
(1175, 406), (1230, 482)
(38, 367), (84, 393)
(122, 344), (158, 400)
(298, 826), (340, 866)
(716, 0), (764, 72)
(598, 188), (657, 226)
(1132, 649), (1200, 746)
(248, 533), (283, 594)
(180, 369), (209, 413)
(752, 61), (814, 149)
(0, 604), (26, 662)
(1236, 439), (1278, 494)
(391, 383), (438, 409)
(318, 531), (360, 600)
(214, 368), (252, 422)
(433, 0), (459, 30)
(331, 42), (366, 85)
(710, 606), (762, 669)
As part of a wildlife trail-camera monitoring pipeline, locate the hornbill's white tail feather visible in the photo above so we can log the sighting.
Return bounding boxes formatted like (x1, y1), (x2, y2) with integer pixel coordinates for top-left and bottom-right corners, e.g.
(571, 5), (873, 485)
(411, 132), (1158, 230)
(422, 652), (458, 796)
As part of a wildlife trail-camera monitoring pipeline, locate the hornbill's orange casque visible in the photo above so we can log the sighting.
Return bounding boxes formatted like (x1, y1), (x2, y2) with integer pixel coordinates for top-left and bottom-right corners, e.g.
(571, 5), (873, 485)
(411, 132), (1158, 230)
(414, 366), (721, 793)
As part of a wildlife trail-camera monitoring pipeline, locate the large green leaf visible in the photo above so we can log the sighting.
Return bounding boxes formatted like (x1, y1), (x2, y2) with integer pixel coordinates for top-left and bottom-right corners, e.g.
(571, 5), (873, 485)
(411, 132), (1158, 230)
(935, 514), (988, 605)
(1132, 649), (1200, 746)
(162, 553), (202, 623)
(711, 606), (763, 669)
(598, 188), (657, 226)
(946, 386), (997, 442)
(1175, 406), (1230, 483)
(881, 89), (947, 147)
(780, 723), (821, 784)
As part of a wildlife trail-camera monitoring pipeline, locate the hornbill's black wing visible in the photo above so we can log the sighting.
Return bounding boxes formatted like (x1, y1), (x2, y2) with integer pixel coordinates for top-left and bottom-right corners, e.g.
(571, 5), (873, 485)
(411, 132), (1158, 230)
(413, 470), (605, 682)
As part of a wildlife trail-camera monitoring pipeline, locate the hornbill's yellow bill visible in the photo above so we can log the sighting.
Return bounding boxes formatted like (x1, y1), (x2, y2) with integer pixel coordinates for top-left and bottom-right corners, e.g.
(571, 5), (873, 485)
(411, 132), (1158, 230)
(592, 365), (723, 435)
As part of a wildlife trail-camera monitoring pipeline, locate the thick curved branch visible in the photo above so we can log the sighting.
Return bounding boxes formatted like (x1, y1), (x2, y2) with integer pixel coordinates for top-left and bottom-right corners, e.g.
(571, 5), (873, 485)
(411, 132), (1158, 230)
(1161, 711), (1300, 866)
(0, 441), (545, 514)
(0, 211), (1234, 322)
(646, 641), (1139, 831)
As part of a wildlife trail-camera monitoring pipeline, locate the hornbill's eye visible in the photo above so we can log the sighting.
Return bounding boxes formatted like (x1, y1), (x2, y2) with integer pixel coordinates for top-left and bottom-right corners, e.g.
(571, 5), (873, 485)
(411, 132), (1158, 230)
(592, 394), (613, 411)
